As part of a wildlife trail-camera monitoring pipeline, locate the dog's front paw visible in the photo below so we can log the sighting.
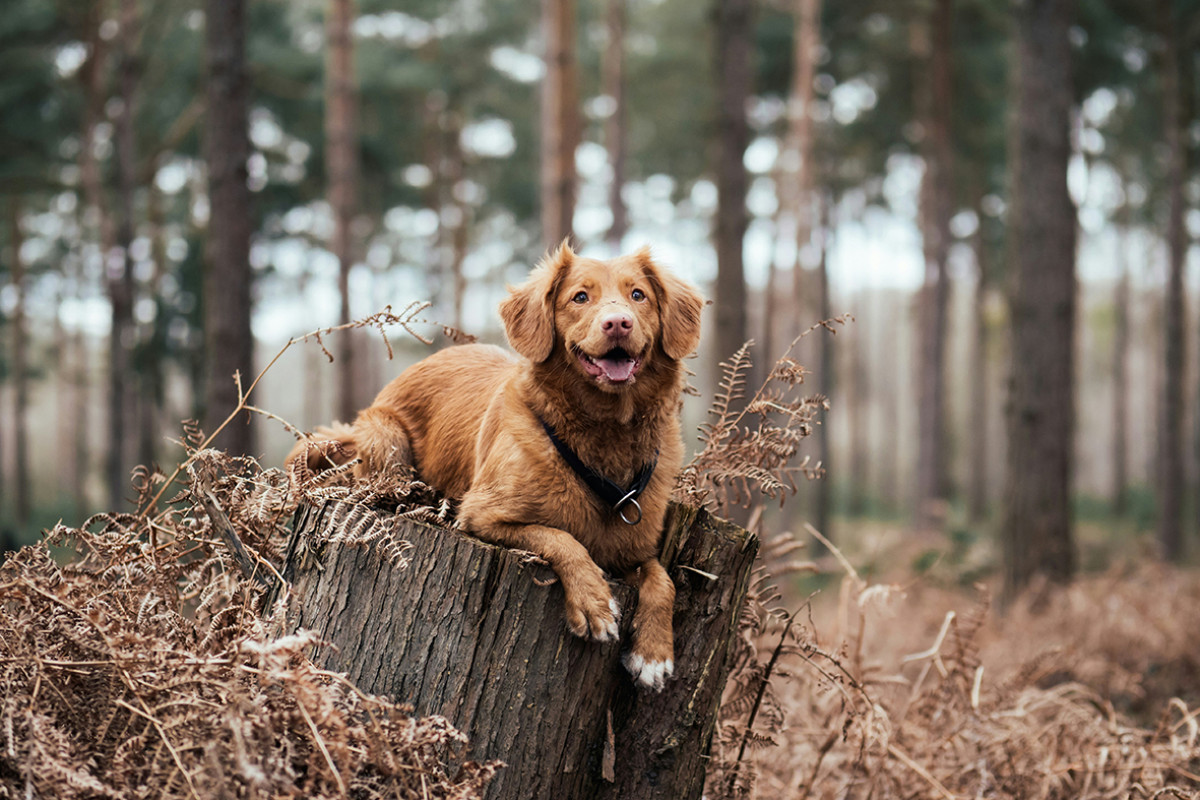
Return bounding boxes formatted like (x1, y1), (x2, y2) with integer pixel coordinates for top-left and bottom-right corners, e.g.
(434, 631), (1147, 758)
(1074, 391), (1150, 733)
(565, 584), (620, 643)
(623, 651), (674, 692)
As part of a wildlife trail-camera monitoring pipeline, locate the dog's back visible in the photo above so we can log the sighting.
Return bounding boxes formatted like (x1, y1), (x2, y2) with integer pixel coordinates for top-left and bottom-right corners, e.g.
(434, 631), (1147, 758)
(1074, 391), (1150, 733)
(286, 344), (514, 492)
(357, 344), (514, 498)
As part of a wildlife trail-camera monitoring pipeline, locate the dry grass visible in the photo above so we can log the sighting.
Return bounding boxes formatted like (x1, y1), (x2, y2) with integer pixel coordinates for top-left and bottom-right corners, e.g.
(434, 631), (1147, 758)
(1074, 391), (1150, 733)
(0, 444), (499, 799)
(707, 536), (1200, 800)
(0, 312), (498, 799)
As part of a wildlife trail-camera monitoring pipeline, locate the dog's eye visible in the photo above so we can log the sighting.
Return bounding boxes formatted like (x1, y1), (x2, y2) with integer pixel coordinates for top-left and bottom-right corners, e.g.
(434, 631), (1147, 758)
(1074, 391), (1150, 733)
(631, 289), (646, 302)
(572, 291), (589, 304)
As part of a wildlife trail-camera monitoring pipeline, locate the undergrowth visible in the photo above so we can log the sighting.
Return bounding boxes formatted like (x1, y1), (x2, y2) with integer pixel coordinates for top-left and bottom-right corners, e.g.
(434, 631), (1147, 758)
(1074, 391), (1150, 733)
(704, 520), (1200, 799)
(0, 308), (497, 800)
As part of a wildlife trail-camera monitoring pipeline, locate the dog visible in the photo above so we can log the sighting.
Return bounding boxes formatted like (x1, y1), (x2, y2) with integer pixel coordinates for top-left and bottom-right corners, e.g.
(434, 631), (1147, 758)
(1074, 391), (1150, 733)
(289, 243), (704, 690)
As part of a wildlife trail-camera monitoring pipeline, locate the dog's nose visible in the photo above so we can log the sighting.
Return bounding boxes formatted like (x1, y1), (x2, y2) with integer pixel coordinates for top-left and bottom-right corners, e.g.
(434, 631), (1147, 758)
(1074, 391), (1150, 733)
(601, 312), (634, 337)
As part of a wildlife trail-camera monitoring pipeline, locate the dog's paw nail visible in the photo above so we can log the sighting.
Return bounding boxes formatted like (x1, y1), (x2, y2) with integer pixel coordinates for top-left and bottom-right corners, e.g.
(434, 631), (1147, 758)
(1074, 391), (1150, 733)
(623, 651), (644, 676)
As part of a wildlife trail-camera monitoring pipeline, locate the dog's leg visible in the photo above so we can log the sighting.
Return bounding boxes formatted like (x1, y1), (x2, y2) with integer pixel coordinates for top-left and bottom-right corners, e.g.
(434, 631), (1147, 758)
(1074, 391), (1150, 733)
(622, 559), (675, 691)
(351, 406), (415, 480)
(475, 522), (620, 642)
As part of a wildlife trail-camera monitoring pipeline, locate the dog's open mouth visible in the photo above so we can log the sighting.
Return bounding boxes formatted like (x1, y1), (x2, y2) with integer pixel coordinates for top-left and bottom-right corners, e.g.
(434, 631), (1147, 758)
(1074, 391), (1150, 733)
(577, 347), (642, 383)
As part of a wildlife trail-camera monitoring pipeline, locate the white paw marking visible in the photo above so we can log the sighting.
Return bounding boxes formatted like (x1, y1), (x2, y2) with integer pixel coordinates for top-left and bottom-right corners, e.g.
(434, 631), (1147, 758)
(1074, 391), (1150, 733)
(573, 597), (621, 642)
(623, 652), (674, 692)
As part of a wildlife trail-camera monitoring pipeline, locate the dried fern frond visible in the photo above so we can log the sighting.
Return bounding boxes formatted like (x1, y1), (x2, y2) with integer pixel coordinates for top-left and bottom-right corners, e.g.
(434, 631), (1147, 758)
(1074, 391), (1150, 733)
(0, 445), (500, 800)
(676, 318), (848, 514)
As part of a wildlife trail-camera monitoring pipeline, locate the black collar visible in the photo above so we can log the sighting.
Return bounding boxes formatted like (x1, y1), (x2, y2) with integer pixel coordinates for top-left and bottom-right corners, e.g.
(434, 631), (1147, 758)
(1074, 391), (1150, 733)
(539, 417), (658, 525)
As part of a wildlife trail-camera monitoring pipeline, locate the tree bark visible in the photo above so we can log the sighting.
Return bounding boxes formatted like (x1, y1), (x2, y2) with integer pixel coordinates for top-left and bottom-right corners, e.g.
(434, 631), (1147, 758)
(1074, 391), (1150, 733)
(541, 0), (580, 249)
(282, 502), (757, 800)
(74, 4), (108, 518)
(603, 0), (628, 248)
(1002, 0), (1077, 601)
(914, 0), (954, 530)
(9, 201), (30, 528)
(813, 196), (834, 538)
(108, 0), (140, 509)
(713, 0), (752, 394)
(1158, 0), (1186, 560)
(327, 0), (359, 421)
(766, 0), (821, 393)
(1111, 206), (1130, 518)
(204, 0), (256, 457)
(439, 110), (469, 333)
(967, 200), (990, 522)
(138, 183), (168, 471)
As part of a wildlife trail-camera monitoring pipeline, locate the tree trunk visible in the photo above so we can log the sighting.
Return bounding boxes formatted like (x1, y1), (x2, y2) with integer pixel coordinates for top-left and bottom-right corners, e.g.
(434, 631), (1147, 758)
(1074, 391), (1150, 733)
(541, 0), (580, 249)
(282, 502), (757, 800)
(138, 183), (168, 472)
(439, 110), (469, 333)
(1158, 0), (1186, 560)
(603, 0), (628, 248)
(1002, 0), (1076, 601)
(813, 195), (834, 538)
(1111, 207), (1130, 518)
(108, 0), (140, 509)
(204, 0), (256, 457)
(53, 268), (78, 521)
(914, 0), (953, 531)
(9, 202), (30, 528)
(967, 201), (990, 522)
(327, 0), (359, 421)
(788, 0), (820, 333)
(766, 0), (820, 375)
(76, 2), (107, 516)
(713, 0), (751, 390)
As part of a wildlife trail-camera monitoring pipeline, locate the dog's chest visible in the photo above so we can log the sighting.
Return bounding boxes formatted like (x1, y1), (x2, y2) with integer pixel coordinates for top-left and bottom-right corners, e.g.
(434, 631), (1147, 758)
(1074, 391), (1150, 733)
(532, 448), (665, 570)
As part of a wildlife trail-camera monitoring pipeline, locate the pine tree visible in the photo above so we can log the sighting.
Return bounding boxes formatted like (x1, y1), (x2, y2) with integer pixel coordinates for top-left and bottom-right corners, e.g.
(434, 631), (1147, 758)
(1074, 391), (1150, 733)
(204, 0), (256, 457)
(1003, 0), (1077, 599)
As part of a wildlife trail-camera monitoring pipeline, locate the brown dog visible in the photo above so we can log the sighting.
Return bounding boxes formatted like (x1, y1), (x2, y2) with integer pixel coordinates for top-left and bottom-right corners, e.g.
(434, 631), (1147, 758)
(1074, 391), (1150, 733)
(290, 243), (703, 690)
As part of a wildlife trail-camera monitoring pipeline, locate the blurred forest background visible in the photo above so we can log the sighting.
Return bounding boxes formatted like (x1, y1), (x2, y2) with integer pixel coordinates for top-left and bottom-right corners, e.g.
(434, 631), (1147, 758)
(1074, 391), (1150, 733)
(1, 0), (1198, 599)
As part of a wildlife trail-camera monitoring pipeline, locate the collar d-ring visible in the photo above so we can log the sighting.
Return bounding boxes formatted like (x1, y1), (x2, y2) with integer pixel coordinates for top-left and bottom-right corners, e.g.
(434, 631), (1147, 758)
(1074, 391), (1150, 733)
(616, 491), (643, 525)
(539, 417), (656, 526)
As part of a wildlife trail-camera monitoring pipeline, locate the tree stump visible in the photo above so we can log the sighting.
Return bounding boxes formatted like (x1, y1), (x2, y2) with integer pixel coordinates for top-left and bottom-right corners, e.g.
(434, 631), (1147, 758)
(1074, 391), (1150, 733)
(282, 501), (757, 800)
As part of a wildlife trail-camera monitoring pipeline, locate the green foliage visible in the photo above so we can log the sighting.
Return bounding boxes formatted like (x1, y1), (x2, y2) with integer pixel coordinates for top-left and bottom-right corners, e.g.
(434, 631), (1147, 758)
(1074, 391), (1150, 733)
(0, 0), (77, 192)
(0, 0), (1196, 565)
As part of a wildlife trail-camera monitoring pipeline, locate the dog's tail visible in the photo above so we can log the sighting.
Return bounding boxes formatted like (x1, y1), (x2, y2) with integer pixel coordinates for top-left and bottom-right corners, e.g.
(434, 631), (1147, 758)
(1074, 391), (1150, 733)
(285, 422), (358, 478)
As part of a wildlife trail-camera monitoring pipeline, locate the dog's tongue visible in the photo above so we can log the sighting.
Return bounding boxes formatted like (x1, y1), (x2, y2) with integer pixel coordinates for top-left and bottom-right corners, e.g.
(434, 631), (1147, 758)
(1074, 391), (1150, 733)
(596, 355), (637, 382)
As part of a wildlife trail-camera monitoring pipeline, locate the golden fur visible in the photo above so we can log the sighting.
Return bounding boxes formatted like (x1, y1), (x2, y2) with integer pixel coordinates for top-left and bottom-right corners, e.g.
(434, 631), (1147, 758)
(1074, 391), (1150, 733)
(289, 244), (704, 690)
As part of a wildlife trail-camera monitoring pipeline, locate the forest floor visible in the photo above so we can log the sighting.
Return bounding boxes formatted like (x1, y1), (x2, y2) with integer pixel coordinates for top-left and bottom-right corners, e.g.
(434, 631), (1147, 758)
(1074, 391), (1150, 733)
(4, 467), (1198, 800)
(711, 516), (1200, 799)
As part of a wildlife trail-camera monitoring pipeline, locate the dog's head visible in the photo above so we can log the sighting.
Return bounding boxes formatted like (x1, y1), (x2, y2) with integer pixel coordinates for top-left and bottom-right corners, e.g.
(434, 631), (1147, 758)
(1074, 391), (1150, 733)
(500, 242), (703, 392)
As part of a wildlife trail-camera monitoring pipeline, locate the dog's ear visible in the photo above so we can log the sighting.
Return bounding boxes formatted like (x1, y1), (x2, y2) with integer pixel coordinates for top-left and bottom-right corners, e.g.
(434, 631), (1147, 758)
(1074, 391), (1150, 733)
(639, 248), (704, 360)
(500, 241), (574, 362)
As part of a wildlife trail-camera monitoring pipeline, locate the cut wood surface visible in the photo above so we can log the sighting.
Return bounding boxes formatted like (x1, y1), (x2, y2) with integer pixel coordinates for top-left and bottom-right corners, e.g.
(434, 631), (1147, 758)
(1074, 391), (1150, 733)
(282, 501), (757, 800)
